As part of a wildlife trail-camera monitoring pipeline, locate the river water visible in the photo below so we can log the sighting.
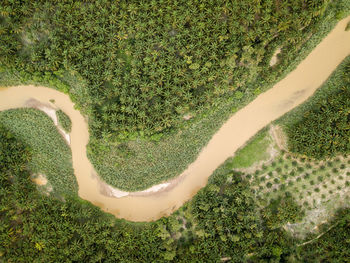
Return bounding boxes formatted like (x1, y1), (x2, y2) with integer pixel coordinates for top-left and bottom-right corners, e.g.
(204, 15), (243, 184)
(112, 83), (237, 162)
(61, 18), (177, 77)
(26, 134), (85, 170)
(0, 16), (349, 222)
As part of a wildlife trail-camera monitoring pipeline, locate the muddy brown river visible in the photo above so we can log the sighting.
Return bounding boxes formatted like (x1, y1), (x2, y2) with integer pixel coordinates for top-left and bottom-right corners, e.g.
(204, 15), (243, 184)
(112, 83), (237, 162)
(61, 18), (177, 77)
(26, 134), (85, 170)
(1, 17), (349, 222)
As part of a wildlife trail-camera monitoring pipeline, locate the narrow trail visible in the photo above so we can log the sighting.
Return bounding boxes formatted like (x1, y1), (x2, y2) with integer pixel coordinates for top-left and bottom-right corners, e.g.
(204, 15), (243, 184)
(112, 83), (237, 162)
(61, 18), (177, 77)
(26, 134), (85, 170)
(0, 17), (349, 222)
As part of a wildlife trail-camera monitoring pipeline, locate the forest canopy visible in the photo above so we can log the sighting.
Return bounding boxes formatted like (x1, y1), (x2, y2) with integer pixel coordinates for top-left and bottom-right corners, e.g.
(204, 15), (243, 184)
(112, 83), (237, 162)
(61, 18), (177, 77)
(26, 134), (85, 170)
(284, 58), (350, 159)
(1, 127), (349, 262)
(0, 0), (346, 139)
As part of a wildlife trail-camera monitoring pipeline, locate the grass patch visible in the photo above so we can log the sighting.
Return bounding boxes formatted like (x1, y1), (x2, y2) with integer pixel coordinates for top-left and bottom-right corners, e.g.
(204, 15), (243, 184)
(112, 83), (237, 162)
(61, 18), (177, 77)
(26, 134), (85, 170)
(56, 109), (72, 133)
(0, 108), (77, 195)
(229, 129), (271, 168)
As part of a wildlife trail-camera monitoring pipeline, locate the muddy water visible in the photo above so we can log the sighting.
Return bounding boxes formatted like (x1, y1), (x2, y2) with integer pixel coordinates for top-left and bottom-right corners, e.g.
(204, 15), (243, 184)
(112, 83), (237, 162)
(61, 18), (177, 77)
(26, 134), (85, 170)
(1, 17), (349, 222)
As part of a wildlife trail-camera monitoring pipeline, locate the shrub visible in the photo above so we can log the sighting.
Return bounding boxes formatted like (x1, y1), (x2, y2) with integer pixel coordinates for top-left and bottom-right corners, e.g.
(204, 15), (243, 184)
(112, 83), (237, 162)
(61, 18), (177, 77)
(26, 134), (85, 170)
(56, 110), (72, 133)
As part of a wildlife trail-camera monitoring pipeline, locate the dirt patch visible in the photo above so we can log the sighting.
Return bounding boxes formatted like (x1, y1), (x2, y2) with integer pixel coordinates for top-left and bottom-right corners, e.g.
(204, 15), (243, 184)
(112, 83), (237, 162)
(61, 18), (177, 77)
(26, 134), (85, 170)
(31, 173), (48, 186)
(269, 48), (281, 66)
(269, 125), (287, 151)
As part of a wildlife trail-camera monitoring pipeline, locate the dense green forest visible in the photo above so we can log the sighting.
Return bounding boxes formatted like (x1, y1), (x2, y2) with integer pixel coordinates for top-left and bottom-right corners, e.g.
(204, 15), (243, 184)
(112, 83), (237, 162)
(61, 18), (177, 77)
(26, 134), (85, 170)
(0, 0), (345, 135)
(1, 0), (349, 190)
(1, 1), (350, 262)
(1, 127), (349, 262)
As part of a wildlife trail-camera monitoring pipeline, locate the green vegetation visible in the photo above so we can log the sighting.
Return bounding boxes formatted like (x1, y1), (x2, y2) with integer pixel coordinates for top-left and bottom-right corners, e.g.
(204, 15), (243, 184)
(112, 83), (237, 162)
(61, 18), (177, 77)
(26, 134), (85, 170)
(224, 57), (350, 238)
(282, 57), (350, 159)
(0, 109), (76, 195)
(2, 127), (349, 262)
(56, 109), (72, 133)
(230, 129), (271, 168)
(297, 208), (350, 262)
(1, 0), (349, 190)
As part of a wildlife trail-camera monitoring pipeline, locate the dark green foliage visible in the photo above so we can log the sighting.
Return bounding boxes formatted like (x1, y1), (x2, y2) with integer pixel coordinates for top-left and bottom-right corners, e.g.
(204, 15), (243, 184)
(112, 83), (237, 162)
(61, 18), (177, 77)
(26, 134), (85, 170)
(1, 0), (349, 191)
(297, 208), (350, 262)
(284, 58), (350, 159)
(262, 195), (304, 230)
(56, 109), (72, 133)
(0, 135), (299, 262)
(0, 109), (76, 194)
(0, 0), (343, 138)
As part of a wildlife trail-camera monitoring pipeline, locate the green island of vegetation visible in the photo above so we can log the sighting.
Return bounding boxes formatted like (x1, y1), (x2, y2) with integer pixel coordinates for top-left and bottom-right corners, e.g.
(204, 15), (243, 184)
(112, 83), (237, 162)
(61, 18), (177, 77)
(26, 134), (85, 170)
(0, 0), (350, 262)
(56, 109), (72, 133)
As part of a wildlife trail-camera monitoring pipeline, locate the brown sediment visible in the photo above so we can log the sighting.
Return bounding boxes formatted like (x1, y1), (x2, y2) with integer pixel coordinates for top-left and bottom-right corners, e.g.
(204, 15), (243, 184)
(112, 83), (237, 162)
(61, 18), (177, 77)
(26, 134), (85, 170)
(0, 16), (349, 222)
(31, 174), (48, 186)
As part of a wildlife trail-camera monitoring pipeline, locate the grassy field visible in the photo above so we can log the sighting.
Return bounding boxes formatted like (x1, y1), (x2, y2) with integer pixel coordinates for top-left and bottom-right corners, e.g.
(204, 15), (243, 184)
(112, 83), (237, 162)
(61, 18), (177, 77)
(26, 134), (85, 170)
(229, 129), (271, 169)
(0, 108), (77, 195)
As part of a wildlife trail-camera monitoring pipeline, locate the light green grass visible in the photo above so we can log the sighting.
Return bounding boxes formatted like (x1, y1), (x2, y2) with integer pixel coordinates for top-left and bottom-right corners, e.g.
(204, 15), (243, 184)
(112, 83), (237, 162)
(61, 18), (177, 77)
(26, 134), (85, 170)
(0, 108), (77, 195)
(229, 130), (271, 169)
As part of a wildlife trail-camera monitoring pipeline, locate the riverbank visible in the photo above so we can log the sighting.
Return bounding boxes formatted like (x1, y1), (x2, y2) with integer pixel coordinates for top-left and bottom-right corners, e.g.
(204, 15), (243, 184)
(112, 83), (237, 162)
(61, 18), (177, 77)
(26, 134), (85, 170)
(0, 16), (349, 221)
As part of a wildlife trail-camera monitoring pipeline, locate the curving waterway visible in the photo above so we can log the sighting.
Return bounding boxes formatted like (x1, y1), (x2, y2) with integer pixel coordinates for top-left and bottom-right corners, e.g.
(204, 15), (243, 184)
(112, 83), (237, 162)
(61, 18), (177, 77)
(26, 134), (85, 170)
(1, 17), (350, 222)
